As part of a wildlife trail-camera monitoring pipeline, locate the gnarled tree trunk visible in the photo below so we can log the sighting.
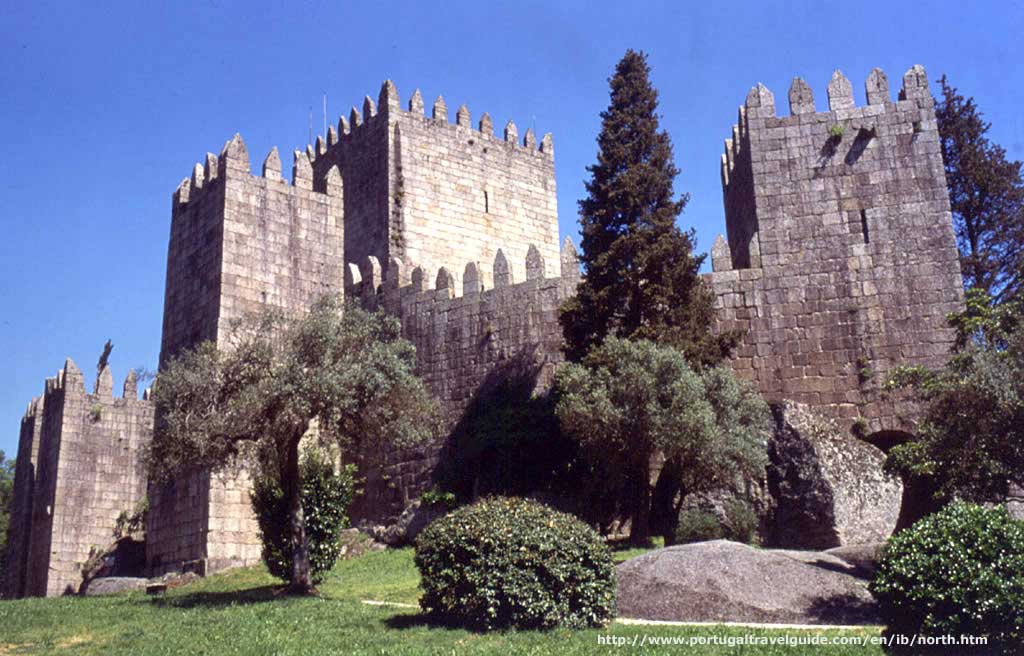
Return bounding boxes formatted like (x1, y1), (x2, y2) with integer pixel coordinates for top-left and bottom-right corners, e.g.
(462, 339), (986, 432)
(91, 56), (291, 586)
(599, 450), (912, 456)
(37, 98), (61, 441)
(283, 436), (313, 594)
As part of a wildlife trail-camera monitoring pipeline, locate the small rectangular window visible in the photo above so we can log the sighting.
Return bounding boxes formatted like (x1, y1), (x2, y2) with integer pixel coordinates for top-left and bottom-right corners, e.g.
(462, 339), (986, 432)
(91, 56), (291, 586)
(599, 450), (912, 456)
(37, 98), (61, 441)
(484, 190), (490, 213)
(860, 209), (870, 244)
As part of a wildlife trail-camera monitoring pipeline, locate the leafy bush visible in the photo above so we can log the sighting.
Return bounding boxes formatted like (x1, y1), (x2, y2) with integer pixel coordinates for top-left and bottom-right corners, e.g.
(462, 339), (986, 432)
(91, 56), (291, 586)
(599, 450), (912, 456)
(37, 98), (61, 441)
(251, 453), (357, 585)
(418, 487), (457, 510)
(414, 497), (616, 630)
(870, 502), (1024, 652)
(723, 500), (759, 545)
(674, 501), (759, 545)
(675, 508), (724, 543)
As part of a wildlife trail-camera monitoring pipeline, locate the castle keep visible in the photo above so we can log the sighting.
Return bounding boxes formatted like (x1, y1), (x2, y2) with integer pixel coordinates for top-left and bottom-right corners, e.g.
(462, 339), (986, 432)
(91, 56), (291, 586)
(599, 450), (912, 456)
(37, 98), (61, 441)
(4, 66), (963, 596)
(709, 66), (962, 435)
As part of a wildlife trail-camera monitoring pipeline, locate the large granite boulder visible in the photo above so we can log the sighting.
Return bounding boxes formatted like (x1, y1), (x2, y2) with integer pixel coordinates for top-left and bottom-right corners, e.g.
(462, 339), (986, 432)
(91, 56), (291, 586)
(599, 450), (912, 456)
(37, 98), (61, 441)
(81, 577), (148, 597)
(616, 540), (879, 624)
(765, 402), (902, 548)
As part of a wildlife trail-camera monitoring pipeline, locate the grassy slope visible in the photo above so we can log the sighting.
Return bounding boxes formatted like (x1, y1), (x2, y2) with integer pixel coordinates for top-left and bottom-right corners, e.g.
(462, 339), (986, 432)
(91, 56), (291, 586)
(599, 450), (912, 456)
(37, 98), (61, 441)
(0, 548), (884, 655)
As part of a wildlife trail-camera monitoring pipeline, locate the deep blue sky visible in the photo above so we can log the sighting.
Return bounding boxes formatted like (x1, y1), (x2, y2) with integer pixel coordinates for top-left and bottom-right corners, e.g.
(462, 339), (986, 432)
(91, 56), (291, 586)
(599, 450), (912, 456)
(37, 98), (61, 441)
(1, 1), (1021, 458)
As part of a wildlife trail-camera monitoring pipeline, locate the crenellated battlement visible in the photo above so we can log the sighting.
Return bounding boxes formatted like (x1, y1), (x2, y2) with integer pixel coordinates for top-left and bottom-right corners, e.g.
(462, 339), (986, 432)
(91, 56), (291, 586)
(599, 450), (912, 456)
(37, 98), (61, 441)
(345, 237), (579, 307)
(35, 359), (150, 413)
(3, 357), (153, 598)
(302, 80), (554, 168)
(718, 65), (945, 274)
(172, 134), (342, 217)
(720, 66), (936, 194)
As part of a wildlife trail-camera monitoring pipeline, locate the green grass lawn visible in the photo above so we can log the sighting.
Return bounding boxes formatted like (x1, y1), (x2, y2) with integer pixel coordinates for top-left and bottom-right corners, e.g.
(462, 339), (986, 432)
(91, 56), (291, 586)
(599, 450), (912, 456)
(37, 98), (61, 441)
(0, 547), (885, 655)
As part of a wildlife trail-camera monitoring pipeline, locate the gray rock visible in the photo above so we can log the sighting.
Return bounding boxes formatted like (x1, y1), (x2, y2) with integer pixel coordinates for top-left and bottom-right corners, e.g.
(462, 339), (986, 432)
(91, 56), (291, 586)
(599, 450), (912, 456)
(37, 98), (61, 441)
(765, 402), (902, 548)
(824, 543), (886, 578)
(368, 499), (447, 546)
(616, 541), (879, 625)
(81, 577), (148, 597)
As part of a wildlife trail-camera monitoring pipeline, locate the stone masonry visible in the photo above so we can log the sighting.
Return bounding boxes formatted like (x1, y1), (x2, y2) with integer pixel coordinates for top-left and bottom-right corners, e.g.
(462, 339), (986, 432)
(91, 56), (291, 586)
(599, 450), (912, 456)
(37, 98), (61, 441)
(149, 133), (344, 576)
(709, 66), (963, 437)
(145, 81), (560, 575)
(4, 66), (965, 595)
(2, 362), (152, 598)
(344, 240), (580, 520)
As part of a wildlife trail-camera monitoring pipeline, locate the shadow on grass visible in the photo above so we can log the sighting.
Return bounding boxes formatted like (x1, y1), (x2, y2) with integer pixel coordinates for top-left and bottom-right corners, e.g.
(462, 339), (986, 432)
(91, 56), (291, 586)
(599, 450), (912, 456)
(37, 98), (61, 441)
(383, 611), (490, 634)
(150, 585), (285, 609)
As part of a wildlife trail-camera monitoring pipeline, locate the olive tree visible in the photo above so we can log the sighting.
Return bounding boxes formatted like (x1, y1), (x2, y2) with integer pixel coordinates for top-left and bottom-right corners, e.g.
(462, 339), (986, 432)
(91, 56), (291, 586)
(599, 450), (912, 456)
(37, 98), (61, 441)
(554, 337), (769, 545)
(148, 295), (438, 593)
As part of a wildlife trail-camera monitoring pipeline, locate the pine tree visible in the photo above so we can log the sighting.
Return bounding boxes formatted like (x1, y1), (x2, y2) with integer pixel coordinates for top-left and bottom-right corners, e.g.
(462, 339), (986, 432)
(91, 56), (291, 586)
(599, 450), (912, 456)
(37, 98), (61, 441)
(936, 76), (1024, 303)
(560, 50), (737, 365)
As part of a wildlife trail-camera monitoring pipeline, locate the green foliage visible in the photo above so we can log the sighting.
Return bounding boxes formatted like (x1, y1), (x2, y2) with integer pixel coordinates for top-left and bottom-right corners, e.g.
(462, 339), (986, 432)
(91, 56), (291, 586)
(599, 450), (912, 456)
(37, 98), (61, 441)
(418, 487), (457, 510)
(674, 508), (724, 543)
(414, 497), (616, 630)
(884, 293), (1024, 507)
(870, 502), (1024, 652)
(560, 49), (737, 367)
(251, 452), (357, 585)
(851, 417), (869, 440)
(554, 337), (769, 544)
(723, 499), (760, 545)
(828, 123), (845, 139)
(674, 501), (759, 545)
(150, 295), (438, 591)
(936, 76), (1024, 302)
(113, 497), (148, 539)
(0, 450), (15, 585)
(89, 404), (103, 422)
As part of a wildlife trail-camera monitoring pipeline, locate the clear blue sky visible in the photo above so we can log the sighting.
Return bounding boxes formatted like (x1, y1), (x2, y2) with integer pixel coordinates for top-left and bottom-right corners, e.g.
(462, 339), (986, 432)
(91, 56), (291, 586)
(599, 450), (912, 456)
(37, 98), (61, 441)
(1, 0), (1021, 458)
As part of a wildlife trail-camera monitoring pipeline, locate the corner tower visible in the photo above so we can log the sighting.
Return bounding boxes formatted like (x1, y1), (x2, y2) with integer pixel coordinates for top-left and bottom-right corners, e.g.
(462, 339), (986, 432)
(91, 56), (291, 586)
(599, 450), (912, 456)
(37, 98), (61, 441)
(709, 66), (964, 435)
(151, 134), (344, 575)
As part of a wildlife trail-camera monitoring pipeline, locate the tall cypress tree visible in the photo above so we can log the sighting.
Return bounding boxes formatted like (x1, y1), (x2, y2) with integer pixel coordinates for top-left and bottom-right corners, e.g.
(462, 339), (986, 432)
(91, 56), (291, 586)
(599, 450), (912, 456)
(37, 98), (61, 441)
(936, 76), (1024, 303)
(561, 50), (737, 365)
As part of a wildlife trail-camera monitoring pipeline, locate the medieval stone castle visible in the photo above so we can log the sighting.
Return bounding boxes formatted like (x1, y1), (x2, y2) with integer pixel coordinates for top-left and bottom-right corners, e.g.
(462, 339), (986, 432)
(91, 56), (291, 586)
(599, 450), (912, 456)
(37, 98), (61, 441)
(2, 65), (963, 598)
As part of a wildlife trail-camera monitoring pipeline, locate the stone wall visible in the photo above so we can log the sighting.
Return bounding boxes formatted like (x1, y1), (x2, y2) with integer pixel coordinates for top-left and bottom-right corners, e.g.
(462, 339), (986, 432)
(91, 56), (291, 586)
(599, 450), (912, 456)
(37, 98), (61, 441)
(344, 239), (579, 522)
(708, 66), (963, 434)
(2, 361), (152, 598)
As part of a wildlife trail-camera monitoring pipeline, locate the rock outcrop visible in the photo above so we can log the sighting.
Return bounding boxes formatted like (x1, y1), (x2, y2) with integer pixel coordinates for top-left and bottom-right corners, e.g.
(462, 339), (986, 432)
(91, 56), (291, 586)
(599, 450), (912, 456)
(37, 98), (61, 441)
(764, 402), (902, 548)
(616, 541), (879, 625)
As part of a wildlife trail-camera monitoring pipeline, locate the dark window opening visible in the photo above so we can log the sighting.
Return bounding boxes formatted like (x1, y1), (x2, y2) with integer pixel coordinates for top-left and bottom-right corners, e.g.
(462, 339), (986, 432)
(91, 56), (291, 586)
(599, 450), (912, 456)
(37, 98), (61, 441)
(860, 209), (870, 244)
(484, 190), (489, 213)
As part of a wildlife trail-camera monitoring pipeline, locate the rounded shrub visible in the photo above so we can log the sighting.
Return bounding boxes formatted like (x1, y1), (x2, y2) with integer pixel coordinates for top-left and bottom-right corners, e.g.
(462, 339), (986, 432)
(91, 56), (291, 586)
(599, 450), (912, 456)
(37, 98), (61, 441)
(675, 501), (759, 545)
(870, 501), (1024, 652)
(675, 508), (725, 544)
(414, 496), (616, 630)
(251, 453), (357, 585)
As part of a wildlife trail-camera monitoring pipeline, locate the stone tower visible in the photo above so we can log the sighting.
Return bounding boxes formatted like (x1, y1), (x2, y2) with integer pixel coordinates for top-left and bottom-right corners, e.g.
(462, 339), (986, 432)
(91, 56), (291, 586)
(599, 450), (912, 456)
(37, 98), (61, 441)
(2, 362), (152, 598)
(309, 81), (559, 287)
(146, 81), (562, 575)
(707, 66), (963, 437)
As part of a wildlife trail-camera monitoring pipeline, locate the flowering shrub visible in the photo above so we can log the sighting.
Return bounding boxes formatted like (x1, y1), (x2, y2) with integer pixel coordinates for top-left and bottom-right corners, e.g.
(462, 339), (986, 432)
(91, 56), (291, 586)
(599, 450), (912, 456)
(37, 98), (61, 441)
(251, 453), (357, 585)
(870, 502), (1024, 652)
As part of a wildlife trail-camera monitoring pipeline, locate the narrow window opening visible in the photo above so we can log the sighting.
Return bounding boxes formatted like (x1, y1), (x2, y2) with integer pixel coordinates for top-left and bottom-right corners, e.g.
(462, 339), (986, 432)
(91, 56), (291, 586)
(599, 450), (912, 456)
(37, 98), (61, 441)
(484, 190), (490, 213)
(860, 209), (870, 244)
